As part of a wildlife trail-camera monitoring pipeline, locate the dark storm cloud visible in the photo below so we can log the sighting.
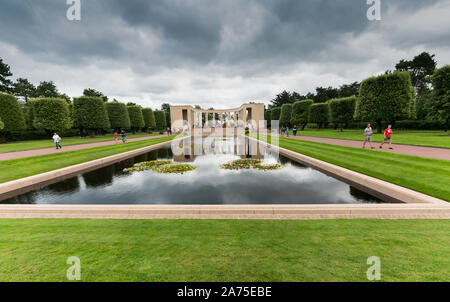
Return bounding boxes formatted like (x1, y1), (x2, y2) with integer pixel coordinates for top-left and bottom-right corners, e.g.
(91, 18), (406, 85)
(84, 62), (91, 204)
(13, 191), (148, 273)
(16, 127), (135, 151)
(0, 0), (444, 67)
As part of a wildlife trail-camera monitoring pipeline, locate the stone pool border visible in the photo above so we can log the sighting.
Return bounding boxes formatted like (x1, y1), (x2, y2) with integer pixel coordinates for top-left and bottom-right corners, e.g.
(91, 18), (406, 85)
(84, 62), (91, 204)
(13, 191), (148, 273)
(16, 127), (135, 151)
(0, 138), (179, 201)
(0, 135), (449, 220)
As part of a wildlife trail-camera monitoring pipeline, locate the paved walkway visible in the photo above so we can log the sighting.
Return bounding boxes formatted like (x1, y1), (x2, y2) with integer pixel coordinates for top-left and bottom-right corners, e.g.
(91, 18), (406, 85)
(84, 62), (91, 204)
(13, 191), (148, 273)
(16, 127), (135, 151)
(0, 134), (167, 160)
(280, 135), (450, 161)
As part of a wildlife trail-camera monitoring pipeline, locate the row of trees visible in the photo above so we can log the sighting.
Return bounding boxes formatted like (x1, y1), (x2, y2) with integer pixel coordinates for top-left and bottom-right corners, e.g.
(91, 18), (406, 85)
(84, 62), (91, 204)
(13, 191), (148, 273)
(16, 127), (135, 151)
(268, 52), (447, 127)
(0, 94), (168, 140)
(266, 66), (450, 133)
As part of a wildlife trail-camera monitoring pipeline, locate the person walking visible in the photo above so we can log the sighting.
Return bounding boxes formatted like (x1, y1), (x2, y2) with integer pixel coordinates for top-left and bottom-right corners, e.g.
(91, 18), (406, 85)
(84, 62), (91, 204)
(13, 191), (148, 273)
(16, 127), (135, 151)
(362, 124), (375, 149)
(114, 131), (119, 142)
(293, 125), (298, 136)
(380, 124), (394, 150)
(120, 129), (127, 143)
(286, 127), (290, 137)
(52, 133), (62, 150)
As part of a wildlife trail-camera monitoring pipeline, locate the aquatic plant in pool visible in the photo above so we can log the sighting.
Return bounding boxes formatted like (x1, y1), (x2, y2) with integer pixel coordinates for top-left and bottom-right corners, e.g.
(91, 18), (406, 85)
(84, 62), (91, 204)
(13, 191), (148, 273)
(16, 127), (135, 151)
(124, 160), (198, 174)
(220, 159), (282, 171)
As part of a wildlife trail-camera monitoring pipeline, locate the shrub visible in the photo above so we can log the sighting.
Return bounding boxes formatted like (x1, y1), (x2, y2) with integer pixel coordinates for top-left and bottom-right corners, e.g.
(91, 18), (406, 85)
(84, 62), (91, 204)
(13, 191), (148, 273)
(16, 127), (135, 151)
(154, 110), (167, 130)
(142, 108), (156, 130)
(165, 111), (171, 129)
(309, 103), (329, 128)
(264, 109), (271, 128)
(430, 65), (450, 132)
(279, 104), (293, 128)
(127, 106), (145, 132)
(0, 118), (3, 130)
(0, 93), (27, 140)
(291, 100), (313, 130)
(329, 96), (356, 131)
(106, 102), (131, 130)
(28, 98), (71, 133)
(73, 96), (110, 136)
(355, 71), (413, 133)
(270, 107), (281, 125)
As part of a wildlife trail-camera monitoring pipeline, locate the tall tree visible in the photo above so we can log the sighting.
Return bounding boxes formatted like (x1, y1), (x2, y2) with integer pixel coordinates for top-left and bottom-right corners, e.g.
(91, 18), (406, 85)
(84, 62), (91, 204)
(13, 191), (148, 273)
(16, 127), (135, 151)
(142, 108), (156, 130)
(314, 86), (339, 103)
(308, 103), (330, 128)
(270, 91), (293, 108)
(13, 78), (36, 102)
(161, 103), (171, 113)
(127, 105), (145, 133)
(83, 88), (108, 102)
(395, 52), (437, 95)
(291, 100), (314, 130)
(329, 96), (356, 131)
(34, 81), (60, 98)
(0, 58), (13, 93)
(279, 104), (293, 128)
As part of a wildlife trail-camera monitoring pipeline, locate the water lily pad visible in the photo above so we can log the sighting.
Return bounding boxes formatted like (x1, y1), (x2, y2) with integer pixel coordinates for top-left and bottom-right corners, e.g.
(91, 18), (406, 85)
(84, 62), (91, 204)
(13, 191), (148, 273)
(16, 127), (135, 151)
(220, 159), (282, 171)
(124, 160), (197, 174)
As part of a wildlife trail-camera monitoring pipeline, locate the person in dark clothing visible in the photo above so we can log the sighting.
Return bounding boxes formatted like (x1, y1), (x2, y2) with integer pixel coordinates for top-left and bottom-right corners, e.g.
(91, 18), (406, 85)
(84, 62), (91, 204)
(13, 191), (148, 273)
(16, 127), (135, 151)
(120, 130), (127, 143)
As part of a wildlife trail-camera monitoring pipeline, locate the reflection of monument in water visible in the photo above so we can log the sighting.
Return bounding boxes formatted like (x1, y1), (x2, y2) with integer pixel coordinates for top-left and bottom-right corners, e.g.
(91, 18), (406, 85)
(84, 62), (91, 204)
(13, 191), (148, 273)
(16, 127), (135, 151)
(173, 137), (264, 162)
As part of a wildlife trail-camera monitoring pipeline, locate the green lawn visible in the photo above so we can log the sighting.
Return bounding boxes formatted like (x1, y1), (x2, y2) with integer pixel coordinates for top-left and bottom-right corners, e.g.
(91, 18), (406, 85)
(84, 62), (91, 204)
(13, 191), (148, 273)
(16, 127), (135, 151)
(254, 135), (450, 201)
(0, 219), (448, 282)
(287, 129), (450, 148)
(0, 132), (161, 153)
(0, 136), (175, 184)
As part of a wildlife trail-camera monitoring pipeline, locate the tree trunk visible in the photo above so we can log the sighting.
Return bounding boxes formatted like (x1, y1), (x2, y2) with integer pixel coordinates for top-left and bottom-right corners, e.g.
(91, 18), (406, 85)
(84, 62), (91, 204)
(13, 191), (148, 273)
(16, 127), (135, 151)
(376, 120), (382, 134)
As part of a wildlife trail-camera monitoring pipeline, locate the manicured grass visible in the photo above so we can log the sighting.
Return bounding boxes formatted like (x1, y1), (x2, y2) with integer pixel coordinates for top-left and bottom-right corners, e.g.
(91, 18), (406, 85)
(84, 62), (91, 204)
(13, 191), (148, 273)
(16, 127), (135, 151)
(287, 129), (450, 148)
(0, 132), (161, 153)
(0, 136), (175, 184)
(0, 219), (448, 282)
(254, 134), (450, 201)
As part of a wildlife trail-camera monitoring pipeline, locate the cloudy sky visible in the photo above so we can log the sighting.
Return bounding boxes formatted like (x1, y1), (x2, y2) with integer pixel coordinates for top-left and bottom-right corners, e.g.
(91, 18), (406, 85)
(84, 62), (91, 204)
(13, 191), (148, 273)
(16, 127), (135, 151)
(1, 0), (450, 109)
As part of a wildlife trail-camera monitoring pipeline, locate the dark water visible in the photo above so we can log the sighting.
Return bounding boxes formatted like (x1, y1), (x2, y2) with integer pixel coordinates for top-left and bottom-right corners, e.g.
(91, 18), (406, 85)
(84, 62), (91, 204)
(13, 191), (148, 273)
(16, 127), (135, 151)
(3, 138), (385, 205)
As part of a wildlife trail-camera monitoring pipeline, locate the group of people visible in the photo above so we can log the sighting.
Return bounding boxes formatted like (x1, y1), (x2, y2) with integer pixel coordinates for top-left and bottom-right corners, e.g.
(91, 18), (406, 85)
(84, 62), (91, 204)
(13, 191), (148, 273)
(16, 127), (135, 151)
(280, 126), (298, 137)
(363, 124), (394, 150)
(114, 130), (128, 143)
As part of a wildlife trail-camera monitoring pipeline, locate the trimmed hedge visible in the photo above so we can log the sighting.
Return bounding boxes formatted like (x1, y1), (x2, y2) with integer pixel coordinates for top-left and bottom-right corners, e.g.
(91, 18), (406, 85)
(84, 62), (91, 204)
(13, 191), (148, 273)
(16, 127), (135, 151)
(270, 107), (281, 122)
(154, 110), (167, 130)
(355, 71), (413, 133)
(291, 100), (313, 130)
(106, 102), (131, 130)
(29, 98), (72, 133)
(279, 104), (293, 128)
(127, 106), (145, 131)
(264, 109), (271, 128)
(5, 129), (80, 142)
(431, 65), (450, 131)
(329, 96), (356, 131)
(73, 97), (110, 134)
(308, 103), (329, 128)
(142, 108), (156, 130)
(0, 93), (27, 134)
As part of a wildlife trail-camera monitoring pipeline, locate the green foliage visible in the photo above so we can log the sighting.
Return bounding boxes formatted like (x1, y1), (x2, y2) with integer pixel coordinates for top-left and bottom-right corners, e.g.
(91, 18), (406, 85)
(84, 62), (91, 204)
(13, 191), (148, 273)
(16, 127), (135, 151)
(220, 159), (282, 171)
(0, 118), (4, 130)
(142, 108), (156, 130)
(154, 110), (167, 130)
(355, 71), (413, 132)
(83, 88), (108, 102)
(270, 107), (281, 122)
(279, 104), (293, 127)
(0, 58), (13, 93)
(430, 65), (450, 131)
(396, 52), (437, 94)
(34, 81), (60, 98)
(73, 97), (110, 132)
(329, 96), (356, 131)
(13, 78), (35, 102)
(106, 102), (131, 130)
(264, 109), (271, 128)
(0, 93), (27, 133)
(291, 100), (313, 130)
(29, 98), (71, 132)
(165, 111), (171, 128)
(124, 160), (197, 174)
(308, 103), (329, 128)
(127, 106), (145, 130)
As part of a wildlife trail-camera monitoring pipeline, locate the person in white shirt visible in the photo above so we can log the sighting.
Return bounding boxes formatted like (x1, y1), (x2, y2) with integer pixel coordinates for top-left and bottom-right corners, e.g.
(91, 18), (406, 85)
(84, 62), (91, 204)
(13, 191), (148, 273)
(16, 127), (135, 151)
(362, 124), (374, 149)
(52, 133), (62, 150)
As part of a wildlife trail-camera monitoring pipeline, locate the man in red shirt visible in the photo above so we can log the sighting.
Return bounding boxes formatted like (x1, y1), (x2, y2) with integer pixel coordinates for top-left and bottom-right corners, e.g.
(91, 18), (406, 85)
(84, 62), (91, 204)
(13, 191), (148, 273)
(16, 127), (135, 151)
(380, 124), (394, 150)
